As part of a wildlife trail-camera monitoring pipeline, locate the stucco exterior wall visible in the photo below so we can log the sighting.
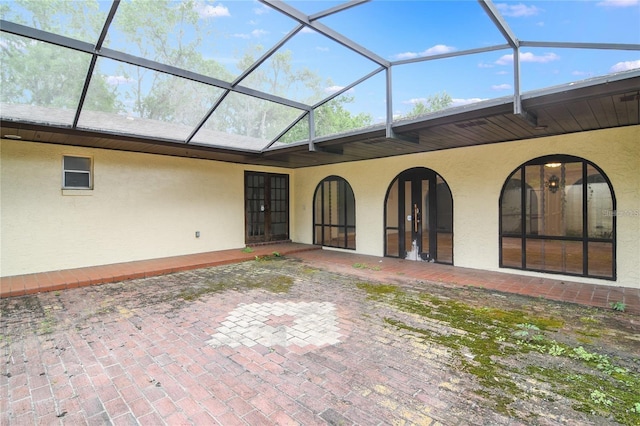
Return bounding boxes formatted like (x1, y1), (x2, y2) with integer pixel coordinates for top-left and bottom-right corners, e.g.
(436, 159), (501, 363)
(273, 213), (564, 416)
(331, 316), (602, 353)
(0, 140), (289, 276)
(2, 126), (638, 289)
(292, 125), (639, 289)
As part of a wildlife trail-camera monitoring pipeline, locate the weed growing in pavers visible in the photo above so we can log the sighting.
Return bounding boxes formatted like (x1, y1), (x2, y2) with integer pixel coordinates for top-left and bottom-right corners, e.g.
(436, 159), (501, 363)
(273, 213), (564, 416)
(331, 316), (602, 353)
(610, 301), (626, 312)
(353, 262), (381, 271)
(254, 252), (286, 262)
(178, 273), (294, 301)
(356, 281), (640, 425)
(241, 246), (254, 253)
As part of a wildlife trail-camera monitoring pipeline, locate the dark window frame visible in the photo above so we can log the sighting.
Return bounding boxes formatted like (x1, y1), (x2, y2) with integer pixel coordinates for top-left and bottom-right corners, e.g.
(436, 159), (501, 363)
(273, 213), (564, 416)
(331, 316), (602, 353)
(499, 154), (616, 280)
(313, 175), (356, 250)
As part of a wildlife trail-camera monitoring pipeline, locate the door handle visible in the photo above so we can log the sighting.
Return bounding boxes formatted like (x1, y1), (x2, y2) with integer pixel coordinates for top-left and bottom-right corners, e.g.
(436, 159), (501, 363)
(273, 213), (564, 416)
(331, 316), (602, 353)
(414, 204), (420, 233)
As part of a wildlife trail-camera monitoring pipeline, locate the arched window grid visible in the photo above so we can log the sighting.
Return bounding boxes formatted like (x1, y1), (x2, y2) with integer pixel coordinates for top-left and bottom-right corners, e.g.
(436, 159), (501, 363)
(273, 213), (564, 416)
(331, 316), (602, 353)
(313, 176), (356, 250)
(499, 155), (616, 280)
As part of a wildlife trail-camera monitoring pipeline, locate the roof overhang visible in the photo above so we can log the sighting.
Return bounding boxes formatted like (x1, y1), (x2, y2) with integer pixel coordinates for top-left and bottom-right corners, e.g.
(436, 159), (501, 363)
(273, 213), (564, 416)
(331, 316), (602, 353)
(2, 71), (638, 168)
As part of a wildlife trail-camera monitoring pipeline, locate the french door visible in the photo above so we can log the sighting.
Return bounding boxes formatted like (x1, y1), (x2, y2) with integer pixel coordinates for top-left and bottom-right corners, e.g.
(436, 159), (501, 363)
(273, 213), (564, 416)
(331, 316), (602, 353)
(384, 168), (453, 263)
(245, 172), (289, 244)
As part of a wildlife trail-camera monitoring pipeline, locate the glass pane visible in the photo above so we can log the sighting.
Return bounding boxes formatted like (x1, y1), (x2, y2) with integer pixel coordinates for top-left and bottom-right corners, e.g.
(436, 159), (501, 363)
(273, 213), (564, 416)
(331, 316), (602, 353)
(421, 179), (430, 257)
(526, 162), (583, 237)
(240, 28), (378, 105)
(393, 50), (512, 120)
(525, 165), (543, 235)
(501, 237), (522, 268)
(437, 233), (453, 264)
(386, 180), (399, 228)
(519, 47), (640, 93)
(386, 229), (399, 257)
(501, 171), (522, 234)
(64, 157), (91, 171)
(586, 166), (613, 239)
(346, 228), (356, 250)
(314, 186), (323, 224)
(404, 181), (412, 254)
(79, 57), (224, 140)
(274, 115), (309, 146)
(64, 172), (90, 188)
(318, 1), (505, 62)
(193, 91), (303, 150)
(499, 1), (640, 45)
(436, 176), (453, 233)
(105, 0), (297, 83)
(563, 163), (584, 238)
(526, 239), (583, 274)
(344, 182), (355, 227)
(588, 242), (613, 278)
(314, 225), (322, 245)
(314, 71), (386, 138)
(1, 0), (109, 43)
(0, 33), (91, 126)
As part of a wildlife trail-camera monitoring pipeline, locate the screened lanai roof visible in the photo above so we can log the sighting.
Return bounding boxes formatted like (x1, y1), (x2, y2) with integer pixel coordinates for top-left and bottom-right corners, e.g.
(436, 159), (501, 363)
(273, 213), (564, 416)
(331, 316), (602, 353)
(1, 0), (639, 167)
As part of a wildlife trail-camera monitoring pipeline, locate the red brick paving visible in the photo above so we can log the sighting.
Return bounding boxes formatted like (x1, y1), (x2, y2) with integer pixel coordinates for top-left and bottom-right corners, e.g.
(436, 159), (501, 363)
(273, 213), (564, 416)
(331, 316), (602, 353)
(1, 243), (638, 315)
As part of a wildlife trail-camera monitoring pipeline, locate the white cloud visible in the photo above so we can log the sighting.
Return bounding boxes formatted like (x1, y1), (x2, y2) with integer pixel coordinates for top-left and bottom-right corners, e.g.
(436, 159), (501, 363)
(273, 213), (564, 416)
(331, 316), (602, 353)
(597, 0), (639, 7)
(106, 75), (134, 86)
(572, 70), (590, 76)
(423, 44), (456, 55)
(300, 27), (317, 34)
(316, 46), (329, 52)
(492, 84), (512, 90)
(495, 52), (560, 65)
(253, 4), (270, 15)
(395, 52), (419, 60)
(496, 3), (542, 17)
(609, 60), (640, 72)
(393, 44), (456, 60)
(251, 29), (268, 37)
(195, 3), (230, 18)
(324, 85), (355, 94)
(232, 29), (268, 39)
(452, 98), (488, 107)
(404, 98), (427, 105)
(478, 62), (494, 68)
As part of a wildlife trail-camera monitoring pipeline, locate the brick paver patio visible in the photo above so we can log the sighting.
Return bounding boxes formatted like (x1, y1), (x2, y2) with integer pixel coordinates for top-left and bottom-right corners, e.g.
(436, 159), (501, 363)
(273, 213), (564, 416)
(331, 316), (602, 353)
(1, 244), (639, 425)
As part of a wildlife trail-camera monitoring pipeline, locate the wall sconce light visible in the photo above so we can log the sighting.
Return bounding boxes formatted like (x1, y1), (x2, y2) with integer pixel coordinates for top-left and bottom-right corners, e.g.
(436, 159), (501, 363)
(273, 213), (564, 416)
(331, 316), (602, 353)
(546, 174), (560, 193)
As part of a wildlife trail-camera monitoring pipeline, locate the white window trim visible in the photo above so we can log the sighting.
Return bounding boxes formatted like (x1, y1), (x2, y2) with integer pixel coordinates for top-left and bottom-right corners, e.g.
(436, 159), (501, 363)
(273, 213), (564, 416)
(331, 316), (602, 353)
(62, 155), (93, 190)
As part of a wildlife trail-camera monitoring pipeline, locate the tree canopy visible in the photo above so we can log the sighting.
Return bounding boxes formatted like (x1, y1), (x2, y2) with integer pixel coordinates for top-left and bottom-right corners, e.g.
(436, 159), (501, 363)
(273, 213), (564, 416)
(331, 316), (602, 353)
(1, 0), (373, 144)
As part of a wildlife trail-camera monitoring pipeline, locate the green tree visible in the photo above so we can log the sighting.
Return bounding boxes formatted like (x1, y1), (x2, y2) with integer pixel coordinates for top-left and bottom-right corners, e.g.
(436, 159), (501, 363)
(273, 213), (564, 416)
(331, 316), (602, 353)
(405, 91), (453, 118)
(113, 0), (232, 124)
(0, 0), (119, 113)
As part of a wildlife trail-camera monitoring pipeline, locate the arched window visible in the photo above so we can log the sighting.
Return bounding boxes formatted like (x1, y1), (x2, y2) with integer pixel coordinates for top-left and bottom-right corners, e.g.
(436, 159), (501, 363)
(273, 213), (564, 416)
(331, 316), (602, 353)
(313, 176), (356, 249)
(500, 155), (615, 279)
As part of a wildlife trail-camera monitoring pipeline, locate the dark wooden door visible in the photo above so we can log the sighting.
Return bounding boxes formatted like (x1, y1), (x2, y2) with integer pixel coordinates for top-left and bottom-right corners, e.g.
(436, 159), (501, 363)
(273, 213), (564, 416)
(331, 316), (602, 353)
(245, 172), (289, 244)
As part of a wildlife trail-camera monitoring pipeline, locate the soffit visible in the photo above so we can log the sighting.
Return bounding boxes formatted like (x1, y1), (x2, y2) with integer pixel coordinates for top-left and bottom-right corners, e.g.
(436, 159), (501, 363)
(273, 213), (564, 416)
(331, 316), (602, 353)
(1, 0), (639, 166)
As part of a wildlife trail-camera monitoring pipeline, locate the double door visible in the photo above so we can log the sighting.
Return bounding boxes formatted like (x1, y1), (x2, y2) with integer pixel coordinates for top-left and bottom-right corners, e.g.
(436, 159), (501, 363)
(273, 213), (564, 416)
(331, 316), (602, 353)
(245, 172), (289, 244)
(385, 168), (453, 263)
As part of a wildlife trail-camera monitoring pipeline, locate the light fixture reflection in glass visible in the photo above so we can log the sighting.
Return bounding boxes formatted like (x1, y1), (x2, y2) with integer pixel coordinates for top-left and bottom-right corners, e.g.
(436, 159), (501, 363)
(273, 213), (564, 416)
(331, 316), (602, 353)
(546, 174), (560, 193)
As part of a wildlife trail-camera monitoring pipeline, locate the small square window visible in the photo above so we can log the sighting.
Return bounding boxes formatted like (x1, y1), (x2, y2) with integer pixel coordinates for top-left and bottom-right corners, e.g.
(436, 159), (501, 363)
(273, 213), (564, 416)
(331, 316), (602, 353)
(63, 156), (92, 189)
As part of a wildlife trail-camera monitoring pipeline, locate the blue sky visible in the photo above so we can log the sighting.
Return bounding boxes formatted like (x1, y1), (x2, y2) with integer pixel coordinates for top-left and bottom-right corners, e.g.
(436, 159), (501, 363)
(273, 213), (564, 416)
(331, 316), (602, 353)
(4, 0), (640, 128)
(166, 0), (640, 120)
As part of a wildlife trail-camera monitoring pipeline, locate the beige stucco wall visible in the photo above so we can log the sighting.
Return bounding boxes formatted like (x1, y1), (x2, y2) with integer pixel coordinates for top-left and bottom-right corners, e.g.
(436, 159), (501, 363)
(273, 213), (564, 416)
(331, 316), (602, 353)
(292, 125), (640, 289)
(2, 125), (638, 289)
(0, 139), (290, 276)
